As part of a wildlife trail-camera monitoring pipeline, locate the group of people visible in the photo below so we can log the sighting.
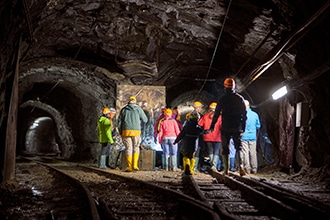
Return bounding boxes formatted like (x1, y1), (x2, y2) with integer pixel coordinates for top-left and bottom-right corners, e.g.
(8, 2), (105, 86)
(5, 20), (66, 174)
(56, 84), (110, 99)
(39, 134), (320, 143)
(97, 77), (261, 176)
(97, 96), (148, 172)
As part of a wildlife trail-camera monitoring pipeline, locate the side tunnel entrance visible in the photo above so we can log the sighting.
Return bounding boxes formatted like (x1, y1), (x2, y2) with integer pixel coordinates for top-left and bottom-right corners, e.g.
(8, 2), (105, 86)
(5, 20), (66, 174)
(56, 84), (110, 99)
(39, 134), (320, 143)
(18, 102), (76, 159)
(24, 116), (60, 156)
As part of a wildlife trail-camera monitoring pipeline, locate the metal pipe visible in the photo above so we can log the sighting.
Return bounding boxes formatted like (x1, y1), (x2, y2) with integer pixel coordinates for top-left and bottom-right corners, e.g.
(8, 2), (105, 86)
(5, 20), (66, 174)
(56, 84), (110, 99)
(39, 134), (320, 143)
(240, 0), (330, 92)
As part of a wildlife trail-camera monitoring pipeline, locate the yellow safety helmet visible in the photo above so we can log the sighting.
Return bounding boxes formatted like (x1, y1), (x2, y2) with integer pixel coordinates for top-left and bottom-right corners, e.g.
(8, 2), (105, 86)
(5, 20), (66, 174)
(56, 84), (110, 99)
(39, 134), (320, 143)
(224, 78), (235, 89)
(128, 95), (137, 102)
(193, 101), (203, 108)
(209, 102), (217, 109)
(102, 107), (111, 114)
(164, 108), (172, 116)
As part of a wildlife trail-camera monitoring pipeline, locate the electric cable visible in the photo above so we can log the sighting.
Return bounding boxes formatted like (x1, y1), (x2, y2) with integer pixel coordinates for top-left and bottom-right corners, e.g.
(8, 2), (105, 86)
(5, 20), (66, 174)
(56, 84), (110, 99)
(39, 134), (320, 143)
(194, 0), (233, 101)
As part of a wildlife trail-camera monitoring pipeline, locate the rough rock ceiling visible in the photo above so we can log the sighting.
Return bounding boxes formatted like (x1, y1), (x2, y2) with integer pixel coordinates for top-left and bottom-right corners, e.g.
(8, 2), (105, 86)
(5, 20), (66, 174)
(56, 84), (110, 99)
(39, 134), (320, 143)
(17, 0), (330, 105)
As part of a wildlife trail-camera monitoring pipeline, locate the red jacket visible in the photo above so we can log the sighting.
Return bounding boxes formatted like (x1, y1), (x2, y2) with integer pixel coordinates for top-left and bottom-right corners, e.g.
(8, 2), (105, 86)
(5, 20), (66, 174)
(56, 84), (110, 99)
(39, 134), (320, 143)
(199, 111), (222, 142)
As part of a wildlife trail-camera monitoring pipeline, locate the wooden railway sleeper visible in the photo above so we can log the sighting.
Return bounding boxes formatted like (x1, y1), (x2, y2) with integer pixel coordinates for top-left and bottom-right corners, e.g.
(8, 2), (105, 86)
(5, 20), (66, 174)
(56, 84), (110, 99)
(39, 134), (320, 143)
(231, 173), (330, 219)
(211, 171), (300, 219)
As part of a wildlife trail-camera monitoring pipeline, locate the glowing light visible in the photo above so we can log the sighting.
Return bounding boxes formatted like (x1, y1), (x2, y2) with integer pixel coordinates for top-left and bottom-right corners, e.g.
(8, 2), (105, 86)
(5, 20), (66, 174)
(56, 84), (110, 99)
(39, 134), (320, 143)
(31, 186), (43, 196)
(272, 86), (288, 100)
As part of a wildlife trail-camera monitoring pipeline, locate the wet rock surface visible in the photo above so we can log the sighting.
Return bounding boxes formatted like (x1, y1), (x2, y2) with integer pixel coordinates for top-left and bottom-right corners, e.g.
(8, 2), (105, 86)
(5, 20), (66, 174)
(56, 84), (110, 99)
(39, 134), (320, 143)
(0, 163), (90, 219)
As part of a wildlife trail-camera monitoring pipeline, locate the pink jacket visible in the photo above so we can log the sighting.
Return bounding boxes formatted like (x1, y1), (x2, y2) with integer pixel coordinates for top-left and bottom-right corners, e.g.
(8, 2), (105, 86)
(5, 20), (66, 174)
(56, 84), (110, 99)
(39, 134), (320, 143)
(158, 116), (181, 143)
(199, 111), (222, 142)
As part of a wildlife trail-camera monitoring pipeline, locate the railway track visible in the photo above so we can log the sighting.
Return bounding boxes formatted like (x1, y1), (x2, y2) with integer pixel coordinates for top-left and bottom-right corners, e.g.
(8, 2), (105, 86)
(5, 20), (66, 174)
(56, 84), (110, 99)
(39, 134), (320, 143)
(8, 159), (98, 219)
(18, 157), (220, 219)
(12, 157), (330, 220)
(181, 168), (330, 219)
(226, 171), (330, 219)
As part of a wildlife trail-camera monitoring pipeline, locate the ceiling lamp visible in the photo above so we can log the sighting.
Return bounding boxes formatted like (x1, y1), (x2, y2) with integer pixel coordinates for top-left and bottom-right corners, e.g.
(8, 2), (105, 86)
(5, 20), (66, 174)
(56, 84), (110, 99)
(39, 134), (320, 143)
(272, 85), (288, 100)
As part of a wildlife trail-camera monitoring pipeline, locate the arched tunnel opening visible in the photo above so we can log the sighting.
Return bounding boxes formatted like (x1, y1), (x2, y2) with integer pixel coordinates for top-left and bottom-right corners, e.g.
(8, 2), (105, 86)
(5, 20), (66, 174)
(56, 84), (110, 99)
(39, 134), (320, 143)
(23, 116), (60, 156)
(17, 74), (116, 163)
(18, 82), (94, 161)
(17, 107), (60, 157)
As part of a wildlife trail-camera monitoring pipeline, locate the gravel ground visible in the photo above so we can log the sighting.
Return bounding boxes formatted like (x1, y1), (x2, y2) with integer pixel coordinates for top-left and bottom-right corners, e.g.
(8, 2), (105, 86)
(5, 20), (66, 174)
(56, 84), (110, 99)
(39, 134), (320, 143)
(0, 163), (90, 219)
(1, 161), (329, 219)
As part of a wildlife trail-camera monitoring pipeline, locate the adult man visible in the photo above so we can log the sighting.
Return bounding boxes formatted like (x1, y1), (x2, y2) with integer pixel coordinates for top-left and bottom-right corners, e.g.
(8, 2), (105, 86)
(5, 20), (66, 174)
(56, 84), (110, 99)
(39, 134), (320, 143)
(242, 100), (261, 174)
(209, 77), (247, 176)
(97, 107), (115, 169)
(118, 96), (148, 172)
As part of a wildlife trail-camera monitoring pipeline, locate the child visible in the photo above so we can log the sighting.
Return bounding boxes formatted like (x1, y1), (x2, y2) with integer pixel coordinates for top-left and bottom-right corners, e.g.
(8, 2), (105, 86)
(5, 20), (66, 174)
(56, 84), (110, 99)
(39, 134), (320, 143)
(174, 112), (203, 175)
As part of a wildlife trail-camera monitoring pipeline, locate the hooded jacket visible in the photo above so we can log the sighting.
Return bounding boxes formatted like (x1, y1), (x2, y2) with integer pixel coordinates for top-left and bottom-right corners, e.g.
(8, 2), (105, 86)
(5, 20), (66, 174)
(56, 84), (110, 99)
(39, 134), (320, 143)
(97, 115), (114, 144)
(118, 103), (148, 137)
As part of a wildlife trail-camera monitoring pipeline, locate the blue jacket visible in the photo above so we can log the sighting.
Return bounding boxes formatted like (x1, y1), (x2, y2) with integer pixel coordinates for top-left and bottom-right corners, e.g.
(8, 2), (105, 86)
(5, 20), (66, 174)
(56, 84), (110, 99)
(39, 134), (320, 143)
(242, 108), (261, 141)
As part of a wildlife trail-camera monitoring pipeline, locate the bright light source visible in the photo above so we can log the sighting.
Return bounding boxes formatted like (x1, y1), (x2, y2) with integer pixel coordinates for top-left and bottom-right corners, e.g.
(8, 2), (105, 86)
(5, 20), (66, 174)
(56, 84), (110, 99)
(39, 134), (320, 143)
(272, 85), (288, 100)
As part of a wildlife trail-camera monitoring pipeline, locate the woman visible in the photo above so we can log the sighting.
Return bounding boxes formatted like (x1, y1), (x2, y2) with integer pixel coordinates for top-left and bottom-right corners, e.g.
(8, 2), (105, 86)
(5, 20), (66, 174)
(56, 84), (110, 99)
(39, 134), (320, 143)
(158, 108), (181, 171)
(198, 102), (222, 171)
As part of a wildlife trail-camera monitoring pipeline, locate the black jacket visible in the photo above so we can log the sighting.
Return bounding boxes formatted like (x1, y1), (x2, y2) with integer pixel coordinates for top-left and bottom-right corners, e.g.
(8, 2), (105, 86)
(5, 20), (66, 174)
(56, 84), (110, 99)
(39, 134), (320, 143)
(175, 119), (202, 140)
(211, 89), (247, 132)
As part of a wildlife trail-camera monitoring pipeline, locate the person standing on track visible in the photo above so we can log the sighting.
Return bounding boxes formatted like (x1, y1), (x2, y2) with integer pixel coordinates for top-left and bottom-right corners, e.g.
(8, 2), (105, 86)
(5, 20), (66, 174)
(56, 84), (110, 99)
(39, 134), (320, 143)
(198, 102), (222, 171)
(209, 77), (247, 176)
(188, 101), (204, 172)
(174, 111), (203, 175)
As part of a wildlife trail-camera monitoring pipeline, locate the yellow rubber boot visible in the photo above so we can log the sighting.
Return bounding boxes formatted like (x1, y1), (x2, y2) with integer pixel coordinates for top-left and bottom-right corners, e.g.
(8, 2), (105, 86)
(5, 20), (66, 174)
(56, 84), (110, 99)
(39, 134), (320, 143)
(133, 152), (140, 171)
(190, 158), (195, 175)
(126, 155), (133, 172)
(183, 157), (191, 175)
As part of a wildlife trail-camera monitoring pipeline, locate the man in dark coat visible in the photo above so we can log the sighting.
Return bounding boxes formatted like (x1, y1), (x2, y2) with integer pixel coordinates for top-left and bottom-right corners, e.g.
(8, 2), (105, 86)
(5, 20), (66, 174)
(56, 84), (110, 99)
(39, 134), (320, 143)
(209, 78), (247, 176)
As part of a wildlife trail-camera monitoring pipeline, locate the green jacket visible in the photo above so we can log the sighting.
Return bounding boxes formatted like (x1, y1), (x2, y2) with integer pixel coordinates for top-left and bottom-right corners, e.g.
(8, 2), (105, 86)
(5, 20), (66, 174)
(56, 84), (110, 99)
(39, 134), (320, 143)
(97, 115), (114, 144)
(118, 104), (148, 137)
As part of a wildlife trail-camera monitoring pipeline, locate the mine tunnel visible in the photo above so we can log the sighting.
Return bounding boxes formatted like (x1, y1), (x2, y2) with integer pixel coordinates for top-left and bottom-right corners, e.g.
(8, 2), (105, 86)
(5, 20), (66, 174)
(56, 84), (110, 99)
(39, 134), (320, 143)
(1, 0), (329, 187)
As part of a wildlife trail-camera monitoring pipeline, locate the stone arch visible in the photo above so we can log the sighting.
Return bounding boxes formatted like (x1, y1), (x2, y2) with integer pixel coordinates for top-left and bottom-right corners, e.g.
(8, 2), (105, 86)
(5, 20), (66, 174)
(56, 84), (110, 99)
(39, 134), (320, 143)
(20, 100), (75, 159)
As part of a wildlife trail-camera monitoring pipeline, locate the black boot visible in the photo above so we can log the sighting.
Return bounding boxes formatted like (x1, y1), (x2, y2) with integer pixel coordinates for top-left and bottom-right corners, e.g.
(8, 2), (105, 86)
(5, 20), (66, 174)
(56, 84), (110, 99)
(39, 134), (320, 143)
(106, 156), (112, 168)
